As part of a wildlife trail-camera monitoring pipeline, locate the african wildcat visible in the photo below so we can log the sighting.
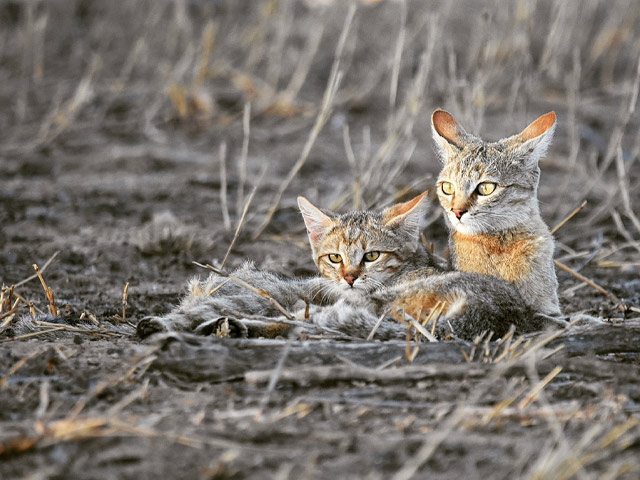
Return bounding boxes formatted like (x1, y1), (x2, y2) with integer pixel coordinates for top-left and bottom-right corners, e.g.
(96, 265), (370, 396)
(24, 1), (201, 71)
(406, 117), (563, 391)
(431, 109), (561, 316)
(137, 192), (544, 341)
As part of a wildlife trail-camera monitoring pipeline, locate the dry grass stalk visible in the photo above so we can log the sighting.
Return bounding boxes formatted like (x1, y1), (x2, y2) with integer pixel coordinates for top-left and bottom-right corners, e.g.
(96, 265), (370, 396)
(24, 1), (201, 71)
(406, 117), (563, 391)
(193, 262), (293, 320)
(0, 348), (43, 388)
(405, 319), (420, 362)
(0, 327), (65, 343)
(518, 318), (585, 361)
(33, 263), (57, 316)
(194, 20), (215, 88)
(366, 311), (388, 341)
(259, 342), (292, 411)
(220, 184), (258, 270)
(342, 123), (361, 210)
(122, 283), (129, 323)
(67, 356), (151, 421)
(1, 285), (17, 321)
(0, 305), (22, 328)
(218, 142), (231, 231)
(10, 289), (44, 315)
(551, 200), (587, 234)
(406, 317), (438, 343)
(0, 415), (213, 457)
(36, 55), (100, 147)
(360, 17), (438, 202)
(236, 102), (251, 217)
(32, 320), (115, 338)
(106, 379), (150, 418)
(611, 209), (640, 255)
(615, 146), (640, 237)
(253, 61), (341, 238)
(529, 416), (639, 480)
(207, 278), (231, 296)
(518, 365), (563, 409)
(281, 17), (324, 101)
(252, 3), (355, 239)
(554, 259), (619, 304)
(0, 284), (7, 313)
(388, 0), (407, 121)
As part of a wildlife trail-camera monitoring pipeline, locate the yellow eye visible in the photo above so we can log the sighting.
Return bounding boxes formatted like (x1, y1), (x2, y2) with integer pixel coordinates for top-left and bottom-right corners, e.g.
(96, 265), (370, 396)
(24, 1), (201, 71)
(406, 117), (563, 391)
(363, 251), (380, 262)
(477, 182), (497, 196)
(328, 253), (342, 264)
(441, 182), (454, 195)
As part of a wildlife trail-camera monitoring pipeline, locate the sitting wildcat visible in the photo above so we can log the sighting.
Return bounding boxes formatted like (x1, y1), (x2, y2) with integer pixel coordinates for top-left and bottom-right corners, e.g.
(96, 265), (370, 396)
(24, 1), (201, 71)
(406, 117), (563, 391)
(430, 109), (560, 316)
(137, 192), (551, 341)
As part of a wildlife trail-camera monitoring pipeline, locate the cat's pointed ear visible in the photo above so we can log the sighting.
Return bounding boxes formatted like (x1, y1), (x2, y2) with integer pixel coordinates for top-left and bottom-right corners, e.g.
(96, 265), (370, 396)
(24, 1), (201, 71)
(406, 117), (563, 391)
(298, 196), (334, 247)
(383, 191), (428, 241)
(509, 111), (556, 166)
(431, 109), (467, 161)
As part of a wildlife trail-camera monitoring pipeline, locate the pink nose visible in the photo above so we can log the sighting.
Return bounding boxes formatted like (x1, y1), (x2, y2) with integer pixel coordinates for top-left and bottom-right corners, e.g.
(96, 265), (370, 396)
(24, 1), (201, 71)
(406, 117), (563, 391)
(452, 208), (467, 219)
(344, 274), (357, 286)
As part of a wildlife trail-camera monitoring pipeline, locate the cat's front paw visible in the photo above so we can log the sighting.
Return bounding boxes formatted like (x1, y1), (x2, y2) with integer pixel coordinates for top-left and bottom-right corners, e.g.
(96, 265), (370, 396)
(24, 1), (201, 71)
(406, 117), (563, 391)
(194, 317), (249, 338)
(136, 316), (168, 339)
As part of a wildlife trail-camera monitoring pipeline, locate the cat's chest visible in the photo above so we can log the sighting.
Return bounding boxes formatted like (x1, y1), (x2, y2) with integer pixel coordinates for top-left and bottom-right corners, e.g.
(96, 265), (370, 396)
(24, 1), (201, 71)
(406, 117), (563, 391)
(452, 231), (541, 284)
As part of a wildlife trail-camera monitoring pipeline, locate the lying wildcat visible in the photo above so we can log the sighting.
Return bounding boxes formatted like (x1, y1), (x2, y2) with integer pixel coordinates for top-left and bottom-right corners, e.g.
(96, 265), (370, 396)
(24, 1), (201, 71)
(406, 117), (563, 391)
(137, 192), (552, 341)
(431, 109), (560, 316)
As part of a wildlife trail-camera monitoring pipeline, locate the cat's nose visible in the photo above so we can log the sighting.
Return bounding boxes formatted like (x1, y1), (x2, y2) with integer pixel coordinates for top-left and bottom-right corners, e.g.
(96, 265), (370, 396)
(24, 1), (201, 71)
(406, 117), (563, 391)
(452, 208), (467, 219)
(344, 274), (357, 286)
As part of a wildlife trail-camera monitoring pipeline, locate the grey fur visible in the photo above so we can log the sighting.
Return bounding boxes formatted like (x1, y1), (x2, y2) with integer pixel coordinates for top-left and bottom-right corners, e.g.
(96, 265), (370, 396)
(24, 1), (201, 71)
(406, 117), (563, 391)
(138, 194), (561, 342)
(431, 110), (561, 316)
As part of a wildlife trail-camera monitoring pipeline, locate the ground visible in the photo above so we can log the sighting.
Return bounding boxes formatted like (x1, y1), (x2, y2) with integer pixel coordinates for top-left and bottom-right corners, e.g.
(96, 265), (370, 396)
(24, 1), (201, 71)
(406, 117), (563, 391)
(1, 1), (640, 478)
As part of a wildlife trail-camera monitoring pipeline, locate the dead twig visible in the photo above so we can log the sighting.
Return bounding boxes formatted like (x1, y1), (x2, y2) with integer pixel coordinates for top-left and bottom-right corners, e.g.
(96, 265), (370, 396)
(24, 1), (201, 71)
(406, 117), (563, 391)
(554, 259), (619, 304)
(552, 200), (587, 234)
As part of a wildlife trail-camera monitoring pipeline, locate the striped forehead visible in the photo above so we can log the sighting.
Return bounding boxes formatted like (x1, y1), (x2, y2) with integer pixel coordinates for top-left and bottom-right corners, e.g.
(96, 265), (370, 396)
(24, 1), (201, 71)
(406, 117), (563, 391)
(443, 143), (504, 179)
(335, 211), (386, 244)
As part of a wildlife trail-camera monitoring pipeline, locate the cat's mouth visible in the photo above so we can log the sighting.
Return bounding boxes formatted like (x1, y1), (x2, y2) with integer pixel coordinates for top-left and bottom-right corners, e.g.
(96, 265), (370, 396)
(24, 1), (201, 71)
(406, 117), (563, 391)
(340, 281), (372, 295)
(450, 213), (477, 234)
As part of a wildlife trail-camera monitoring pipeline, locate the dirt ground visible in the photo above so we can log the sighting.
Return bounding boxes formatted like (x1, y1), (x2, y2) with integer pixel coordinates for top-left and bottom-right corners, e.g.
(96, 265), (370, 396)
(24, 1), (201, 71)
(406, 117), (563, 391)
(1, 1), (640, 478)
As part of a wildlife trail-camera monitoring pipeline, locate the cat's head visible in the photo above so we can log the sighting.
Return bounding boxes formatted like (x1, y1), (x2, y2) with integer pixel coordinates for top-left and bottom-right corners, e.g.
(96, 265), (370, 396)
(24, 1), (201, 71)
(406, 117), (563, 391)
(297, 192), (428, 299)
(431, 109), (556, 234)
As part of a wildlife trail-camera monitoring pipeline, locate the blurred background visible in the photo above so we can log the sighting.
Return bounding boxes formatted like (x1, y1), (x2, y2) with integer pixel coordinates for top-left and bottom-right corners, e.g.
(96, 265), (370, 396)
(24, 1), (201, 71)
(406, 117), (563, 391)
(1, 0), (639, 316)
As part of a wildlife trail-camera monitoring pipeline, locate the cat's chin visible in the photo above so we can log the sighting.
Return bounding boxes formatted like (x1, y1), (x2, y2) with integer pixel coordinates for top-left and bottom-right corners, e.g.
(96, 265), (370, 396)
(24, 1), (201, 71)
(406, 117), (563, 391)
(338, 286), (370, 302)
(452, 221), (479, 235)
